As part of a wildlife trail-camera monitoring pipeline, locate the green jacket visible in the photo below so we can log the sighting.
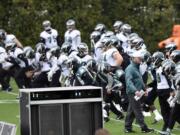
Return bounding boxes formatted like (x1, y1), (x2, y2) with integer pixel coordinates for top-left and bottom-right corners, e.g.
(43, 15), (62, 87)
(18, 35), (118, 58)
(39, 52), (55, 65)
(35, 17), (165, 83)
(125, 61), (145, 95)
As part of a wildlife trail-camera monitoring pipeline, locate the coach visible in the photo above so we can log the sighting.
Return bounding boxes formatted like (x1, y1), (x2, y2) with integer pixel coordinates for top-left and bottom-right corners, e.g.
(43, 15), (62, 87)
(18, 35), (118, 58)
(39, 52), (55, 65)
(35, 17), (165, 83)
(124, 50), (153, 133)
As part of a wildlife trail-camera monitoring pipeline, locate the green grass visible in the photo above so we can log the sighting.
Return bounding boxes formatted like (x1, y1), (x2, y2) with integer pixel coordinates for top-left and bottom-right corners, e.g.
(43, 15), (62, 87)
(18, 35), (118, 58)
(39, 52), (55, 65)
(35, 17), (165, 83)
(0, 79), (20, 135)
(0, 80), (180, 135)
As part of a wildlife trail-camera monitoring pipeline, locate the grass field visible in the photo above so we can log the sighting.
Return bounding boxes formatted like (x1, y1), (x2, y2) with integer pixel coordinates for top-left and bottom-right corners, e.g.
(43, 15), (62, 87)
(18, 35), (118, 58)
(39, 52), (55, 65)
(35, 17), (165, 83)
(0, 80), (180, 135)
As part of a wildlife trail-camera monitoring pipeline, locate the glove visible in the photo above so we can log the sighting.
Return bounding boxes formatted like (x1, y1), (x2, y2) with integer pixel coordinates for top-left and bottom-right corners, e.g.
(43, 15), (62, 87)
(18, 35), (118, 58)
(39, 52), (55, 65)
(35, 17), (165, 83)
(169, 100), (175, 108)
(98, 64), (105, 73)
(134, 90), (145, 101)
(167, 95), (174, 104)
(47, 70), (53, 82)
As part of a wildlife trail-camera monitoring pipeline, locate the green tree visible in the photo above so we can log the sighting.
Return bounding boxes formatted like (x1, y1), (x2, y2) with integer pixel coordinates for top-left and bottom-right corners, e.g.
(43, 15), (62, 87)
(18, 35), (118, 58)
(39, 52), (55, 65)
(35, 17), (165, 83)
(0, 0), (176, 52)
(8, 0), (102, 47)
(100, 0), (174, 52)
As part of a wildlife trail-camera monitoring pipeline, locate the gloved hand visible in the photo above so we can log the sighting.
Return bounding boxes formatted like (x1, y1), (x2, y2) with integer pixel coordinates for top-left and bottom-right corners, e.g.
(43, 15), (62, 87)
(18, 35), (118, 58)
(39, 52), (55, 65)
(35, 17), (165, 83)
(47, 70), (54, 82)
(167, 95), (174, 104)
(169, 100), (175, 108)
(134, 90), (145, 101)
(97, 63), (106, 73)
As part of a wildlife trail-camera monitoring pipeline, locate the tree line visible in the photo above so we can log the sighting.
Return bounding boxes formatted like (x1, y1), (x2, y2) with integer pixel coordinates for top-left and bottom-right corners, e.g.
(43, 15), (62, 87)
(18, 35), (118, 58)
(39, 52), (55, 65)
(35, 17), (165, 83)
(0, 0), (179, 52)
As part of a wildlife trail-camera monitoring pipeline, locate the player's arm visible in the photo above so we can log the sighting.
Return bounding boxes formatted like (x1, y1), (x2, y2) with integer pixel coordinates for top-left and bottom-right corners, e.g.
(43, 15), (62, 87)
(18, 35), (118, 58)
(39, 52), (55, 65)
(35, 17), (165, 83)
(75, 31), (81, 47)
(39, 32), (46, 44)
(13, 38), (23, 48)
(113, 51), (123, 66)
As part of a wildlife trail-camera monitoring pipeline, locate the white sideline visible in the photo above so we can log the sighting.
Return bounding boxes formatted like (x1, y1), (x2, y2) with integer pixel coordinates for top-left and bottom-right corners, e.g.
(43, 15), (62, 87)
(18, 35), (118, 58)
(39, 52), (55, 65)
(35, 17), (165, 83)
(6, 92), (19, 96)
(0, 100), (19, 104)
(16, 115), (20, 118)
(174, 127), (180, 131)
(110, 118), (176, 135)
(1, 91), (19, 96)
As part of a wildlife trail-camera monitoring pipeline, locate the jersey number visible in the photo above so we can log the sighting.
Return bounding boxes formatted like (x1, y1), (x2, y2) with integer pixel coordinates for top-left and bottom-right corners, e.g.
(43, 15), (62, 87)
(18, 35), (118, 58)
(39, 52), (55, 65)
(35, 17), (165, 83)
(48, 36), (56, 43)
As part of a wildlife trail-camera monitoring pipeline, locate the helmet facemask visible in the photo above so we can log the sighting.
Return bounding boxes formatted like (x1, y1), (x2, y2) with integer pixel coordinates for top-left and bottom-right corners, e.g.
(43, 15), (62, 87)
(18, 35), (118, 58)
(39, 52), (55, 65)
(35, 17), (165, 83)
(66, 19), (76, 31)
(78, 44), (88, 57)
(43, 20), (52, 33)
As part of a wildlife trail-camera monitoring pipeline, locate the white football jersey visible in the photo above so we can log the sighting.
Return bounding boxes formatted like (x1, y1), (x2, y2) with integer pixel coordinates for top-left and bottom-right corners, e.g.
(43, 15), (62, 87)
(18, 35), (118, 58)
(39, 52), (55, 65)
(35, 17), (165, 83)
(49, 56), (58, 66)
(27, 58), (36, 66)
(116, 32), (129, 52)
(40, 29), (58, 49)
(64, 29), (81, 51)
(41, 61), (51, 72)
(94, 41), (103, 62)
(156, 66), (170, 89)
(14, 47), (24, 58)
(0, 47), (7, 63)
(58, 54), (70, 77)
(35, 52), (51, 72)
(2, 62), (13, 70)
(48, 56), (59, 74)
(100, 33), (106, 40)
(4, 34), (16, 44)
(75, 55), (92, 65)
(68, 50), (78, 58)
(9, 48), (26, 68)
(141, 43), (147, 50)
(103, 47), (119, 66)
(116, 32), (127, 42)
(81, 55), (92, 64)
(0, 47), (13, 70)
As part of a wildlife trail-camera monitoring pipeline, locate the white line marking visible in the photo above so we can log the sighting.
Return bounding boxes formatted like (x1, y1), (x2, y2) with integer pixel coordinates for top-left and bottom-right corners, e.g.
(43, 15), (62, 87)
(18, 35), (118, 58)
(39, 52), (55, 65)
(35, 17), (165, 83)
(6, 92), (19, 96)
(0, 102), (18, 104)
(1, 91), (19, 96)
(16, 115), (20, 118)
(110, 118), (176, 135)
(0, 100), (19, 104)
(174, 127), (180, 131)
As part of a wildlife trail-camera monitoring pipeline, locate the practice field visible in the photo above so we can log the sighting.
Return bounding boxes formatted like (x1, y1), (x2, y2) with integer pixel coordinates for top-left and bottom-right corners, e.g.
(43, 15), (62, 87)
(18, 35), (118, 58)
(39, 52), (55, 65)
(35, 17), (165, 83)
(0, 80), (180, 135)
